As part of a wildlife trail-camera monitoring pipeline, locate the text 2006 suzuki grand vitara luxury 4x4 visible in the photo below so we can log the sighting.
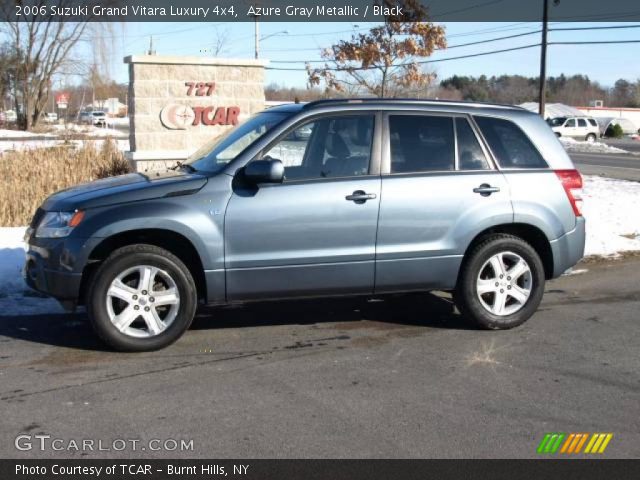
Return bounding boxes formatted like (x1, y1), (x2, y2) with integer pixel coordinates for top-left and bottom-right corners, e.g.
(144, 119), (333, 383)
(25, 99), (585, 351)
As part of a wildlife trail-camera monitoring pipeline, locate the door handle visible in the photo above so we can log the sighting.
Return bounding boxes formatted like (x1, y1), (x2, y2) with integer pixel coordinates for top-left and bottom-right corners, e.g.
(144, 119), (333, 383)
(345, 190), (377, 204)
(473, 184), (500, 197)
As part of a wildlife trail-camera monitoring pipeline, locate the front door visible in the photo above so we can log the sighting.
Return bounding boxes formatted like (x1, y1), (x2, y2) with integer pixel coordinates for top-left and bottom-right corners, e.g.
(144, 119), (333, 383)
(224, 113), (381, 301)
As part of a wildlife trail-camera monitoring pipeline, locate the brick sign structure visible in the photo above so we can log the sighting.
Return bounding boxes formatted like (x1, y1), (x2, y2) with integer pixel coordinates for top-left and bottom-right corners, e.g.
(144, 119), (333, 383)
(125, 55), (267, 172)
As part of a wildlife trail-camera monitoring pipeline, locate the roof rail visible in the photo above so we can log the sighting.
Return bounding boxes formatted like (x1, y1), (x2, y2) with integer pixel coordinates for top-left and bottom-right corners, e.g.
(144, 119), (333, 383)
(302, 97), (525, 111)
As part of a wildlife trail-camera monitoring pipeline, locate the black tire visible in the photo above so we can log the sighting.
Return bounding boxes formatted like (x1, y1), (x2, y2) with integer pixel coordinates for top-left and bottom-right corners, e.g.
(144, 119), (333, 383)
(585, 133), (597, 143)
(87, 244), (197, 351)
(455, 234), (545, 330)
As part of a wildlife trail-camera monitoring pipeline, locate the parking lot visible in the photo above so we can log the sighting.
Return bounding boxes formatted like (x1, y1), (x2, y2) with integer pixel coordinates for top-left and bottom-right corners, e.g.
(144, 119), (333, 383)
(1, 256), (639, 459)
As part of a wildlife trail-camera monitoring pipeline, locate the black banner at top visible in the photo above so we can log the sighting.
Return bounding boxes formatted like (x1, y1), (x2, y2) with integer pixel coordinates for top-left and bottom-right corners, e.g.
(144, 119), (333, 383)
(2, 0), (640, 22)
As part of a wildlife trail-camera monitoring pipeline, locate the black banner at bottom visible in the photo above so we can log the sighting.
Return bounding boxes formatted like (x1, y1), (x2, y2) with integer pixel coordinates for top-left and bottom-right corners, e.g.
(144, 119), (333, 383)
(2, 459), (639, 480)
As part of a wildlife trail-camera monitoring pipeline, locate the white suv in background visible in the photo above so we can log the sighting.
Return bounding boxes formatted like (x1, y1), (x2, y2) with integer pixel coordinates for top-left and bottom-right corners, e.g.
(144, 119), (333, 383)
(79, 110), (107, 126)
(548, 116), (600, 142)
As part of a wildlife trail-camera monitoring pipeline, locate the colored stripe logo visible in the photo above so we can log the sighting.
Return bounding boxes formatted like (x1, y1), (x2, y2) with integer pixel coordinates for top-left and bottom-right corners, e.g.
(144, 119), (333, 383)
(537, 433), (613, 454)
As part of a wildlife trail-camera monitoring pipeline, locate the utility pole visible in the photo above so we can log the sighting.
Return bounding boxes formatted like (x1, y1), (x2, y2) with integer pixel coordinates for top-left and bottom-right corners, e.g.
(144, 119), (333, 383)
(254, 16), (260, 59)
(538, 0), (550, 118)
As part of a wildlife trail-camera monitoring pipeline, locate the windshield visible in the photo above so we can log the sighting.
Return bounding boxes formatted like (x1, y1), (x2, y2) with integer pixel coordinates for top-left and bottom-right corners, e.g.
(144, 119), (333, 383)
(547, 117), (567, 127)
(186, 111), (290, 172)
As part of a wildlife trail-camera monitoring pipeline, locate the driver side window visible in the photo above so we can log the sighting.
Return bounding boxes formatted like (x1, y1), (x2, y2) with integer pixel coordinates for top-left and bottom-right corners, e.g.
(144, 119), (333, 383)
(264, 115), (374, 181)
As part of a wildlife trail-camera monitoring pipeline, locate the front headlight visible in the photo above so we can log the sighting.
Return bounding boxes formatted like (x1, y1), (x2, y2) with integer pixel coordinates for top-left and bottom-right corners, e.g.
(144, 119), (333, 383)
(35, 211), (85, 238)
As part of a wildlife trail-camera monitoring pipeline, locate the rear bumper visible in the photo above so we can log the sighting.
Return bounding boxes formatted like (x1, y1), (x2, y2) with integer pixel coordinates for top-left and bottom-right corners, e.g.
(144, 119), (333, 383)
(550, 216), (586, 277)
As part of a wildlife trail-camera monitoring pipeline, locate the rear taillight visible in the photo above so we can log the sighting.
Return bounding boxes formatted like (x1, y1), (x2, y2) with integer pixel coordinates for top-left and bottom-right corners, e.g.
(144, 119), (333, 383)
(555, 169), (583, 217)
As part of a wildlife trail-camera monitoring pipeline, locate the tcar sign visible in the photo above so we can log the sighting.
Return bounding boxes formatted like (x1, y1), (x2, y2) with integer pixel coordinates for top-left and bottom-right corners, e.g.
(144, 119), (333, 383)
(159, 81), (240, 130)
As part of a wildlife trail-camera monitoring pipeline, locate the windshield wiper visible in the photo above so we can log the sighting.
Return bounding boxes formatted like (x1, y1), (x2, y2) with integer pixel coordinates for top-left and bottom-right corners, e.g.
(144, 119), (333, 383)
(169, 161), (197, 173)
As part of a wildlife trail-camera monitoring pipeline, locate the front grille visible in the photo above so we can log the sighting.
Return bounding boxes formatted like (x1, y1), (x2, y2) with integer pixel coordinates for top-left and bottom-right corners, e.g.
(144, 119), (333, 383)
(29, 208), (45, 228)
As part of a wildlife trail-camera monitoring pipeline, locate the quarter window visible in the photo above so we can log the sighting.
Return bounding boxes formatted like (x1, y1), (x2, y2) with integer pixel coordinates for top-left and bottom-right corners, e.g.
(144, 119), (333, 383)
(588, 118), (598, 127)
(389, 115), (454, 173)
(264, 115), (374, 181)
(455, 118), (490, 170)
(474, 116), (548, 169)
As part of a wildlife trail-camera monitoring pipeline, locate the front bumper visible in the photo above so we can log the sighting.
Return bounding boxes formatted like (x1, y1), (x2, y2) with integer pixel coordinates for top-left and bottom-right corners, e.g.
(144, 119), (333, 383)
(550, 216), (586, 277)
(23, 233), (99, 303)
(23, 256), (82, 300)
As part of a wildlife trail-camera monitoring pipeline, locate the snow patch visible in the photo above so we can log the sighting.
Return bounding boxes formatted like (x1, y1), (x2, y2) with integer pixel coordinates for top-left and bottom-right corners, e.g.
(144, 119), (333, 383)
(0, 227), (64, 316)
(582, 175), (640, 256)
(559, 137), (630, 155)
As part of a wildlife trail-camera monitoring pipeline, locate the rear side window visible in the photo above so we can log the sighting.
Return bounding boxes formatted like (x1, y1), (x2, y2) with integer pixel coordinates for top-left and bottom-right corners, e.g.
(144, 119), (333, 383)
(474, 116), (548, 169)
(389, 115), (454, 172)
(455, 118), (490, 170)
(578, 118), (587, 127)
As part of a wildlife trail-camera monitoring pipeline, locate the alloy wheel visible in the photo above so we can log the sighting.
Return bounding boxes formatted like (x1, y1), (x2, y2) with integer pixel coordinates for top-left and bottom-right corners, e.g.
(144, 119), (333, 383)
(476, 251), (533, 316)
(105, 265), (180, 338)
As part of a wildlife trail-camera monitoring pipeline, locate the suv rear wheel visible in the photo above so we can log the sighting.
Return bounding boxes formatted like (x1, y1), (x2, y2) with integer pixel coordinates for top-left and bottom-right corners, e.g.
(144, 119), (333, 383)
(87, 244), (197, 351)
(585, 133), (597, 143)
(455, 234), (545, 329)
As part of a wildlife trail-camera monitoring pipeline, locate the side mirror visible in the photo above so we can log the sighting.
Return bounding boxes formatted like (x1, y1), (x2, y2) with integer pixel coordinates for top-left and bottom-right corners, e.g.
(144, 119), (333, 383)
(244, 158), (284, 184)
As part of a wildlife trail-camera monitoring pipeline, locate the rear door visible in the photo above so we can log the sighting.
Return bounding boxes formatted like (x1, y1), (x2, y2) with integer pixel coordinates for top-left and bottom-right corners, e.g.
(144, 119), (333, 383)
(375, 112), (513, 292)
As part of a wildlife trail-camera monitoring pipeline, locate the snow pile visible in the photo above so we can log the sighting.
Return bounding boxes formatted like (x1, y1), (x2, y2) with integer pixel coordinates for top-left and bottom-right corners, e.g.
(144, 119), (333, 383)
(0, 138), (129, 153)
(105, 117), (130, 128)
(0, 129), (54, 138)
(582, 175), (640, 256)
(52, 123), (127, 137)
(0, 175), (639, 316)
(559, 137), (630, 155)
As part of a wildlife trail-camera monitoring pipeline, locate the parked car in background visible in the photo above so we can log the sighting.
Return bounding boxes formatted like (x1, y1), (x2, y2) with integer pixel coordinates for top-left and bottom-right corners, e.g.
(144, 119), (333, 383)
(43, 112), (58, 123)
(548, 116), (600, 142)
(4, 110), (17, 123)
(25, 99), (585, 351)
(79, 110), (107, 126)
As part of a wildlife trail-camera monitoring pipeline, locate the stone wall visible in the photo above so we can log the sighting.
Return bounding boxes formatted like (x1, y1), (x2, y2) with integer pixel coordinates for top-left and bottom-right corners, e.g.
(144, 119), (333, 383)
(125, 55), (267, 172)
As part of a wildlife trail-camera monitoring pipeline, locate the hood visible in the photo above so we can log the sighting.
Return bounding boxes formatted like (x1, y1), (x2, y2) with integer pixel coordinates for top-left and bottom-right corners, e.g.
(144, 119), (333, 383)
(41, 170), (208, 211)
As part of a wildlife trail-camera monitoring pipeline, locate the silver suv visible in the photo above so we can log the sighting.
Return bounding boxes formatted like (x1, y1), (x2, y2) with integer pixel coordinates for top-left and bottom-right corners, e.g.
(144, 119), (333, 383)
(25, 99), (585, 351)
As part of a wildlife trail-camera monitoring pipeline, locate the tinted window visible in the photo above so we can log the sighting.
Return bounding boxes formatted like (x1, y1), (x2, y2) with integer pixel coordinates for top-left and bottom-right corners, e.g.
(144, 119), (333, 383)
(565, 118), (576, 127)
(474, 116), (548, 168)
(264, 115), (374, 181)
(577, 118), (587, 127)
(456, 118), (490, 170)
(389, 115), (454, 173)
(588, 118), (598, 127)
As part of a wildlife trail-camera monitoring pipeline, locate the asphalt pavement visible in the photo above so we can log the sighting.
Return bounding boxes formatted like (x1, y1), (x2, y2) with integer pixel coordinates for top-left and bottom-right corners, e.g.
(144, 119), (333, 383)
(1, 256), (639, 459)
(571, 152), (640, 181)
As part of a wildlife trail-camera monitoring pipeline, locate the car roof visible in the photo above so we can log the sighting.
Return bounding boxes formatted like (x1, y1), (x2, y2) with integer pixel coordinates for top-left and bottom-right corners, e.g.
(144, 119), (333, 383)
(264, 98), (532, 117)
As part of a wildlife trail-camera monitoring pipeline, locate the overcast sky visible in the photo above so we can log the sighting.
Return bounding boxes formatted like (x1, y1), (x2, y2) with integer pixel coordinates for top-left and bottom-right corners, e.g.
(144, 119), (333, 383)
(88, 21), (640, 87)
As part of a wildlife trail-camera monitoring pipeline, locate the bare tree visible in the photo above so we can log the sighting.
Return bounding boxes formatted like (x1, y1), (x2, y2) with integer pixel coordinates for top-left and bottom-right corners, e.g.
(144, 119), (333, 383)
(307, 0), (446, 98)
(1, 1), (109, 129)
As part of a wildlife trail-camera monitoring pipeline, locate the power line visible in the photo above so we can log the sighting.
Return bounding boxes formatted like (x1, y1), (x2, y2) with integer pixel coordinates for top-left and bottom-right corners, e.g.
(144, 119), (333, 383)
(265, 38), (640, 72)
(266, 44), (542, 71)
(267, 23), (640, 64)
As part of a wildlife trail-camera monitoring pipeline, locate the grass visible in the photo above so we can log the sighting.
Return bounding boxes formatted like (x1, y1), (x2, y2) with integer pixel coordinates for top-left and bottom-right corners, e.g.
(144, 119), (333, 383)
(0, 140), (131, 227)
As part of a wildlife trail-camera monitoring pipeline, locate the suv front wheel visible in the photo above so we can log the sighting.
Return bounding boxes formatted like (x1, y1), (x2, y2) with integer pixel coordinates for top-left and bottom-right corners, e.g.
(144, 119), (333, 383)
(87, 244), (197, 351)
(455, 234), (545, 329)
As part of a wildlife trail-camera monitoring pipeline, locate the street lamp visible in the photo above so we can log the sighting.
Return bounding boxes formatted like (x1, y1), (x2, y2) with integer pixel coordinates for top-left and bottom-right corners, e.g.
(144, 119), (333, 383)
(254, 24), (288, 59)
